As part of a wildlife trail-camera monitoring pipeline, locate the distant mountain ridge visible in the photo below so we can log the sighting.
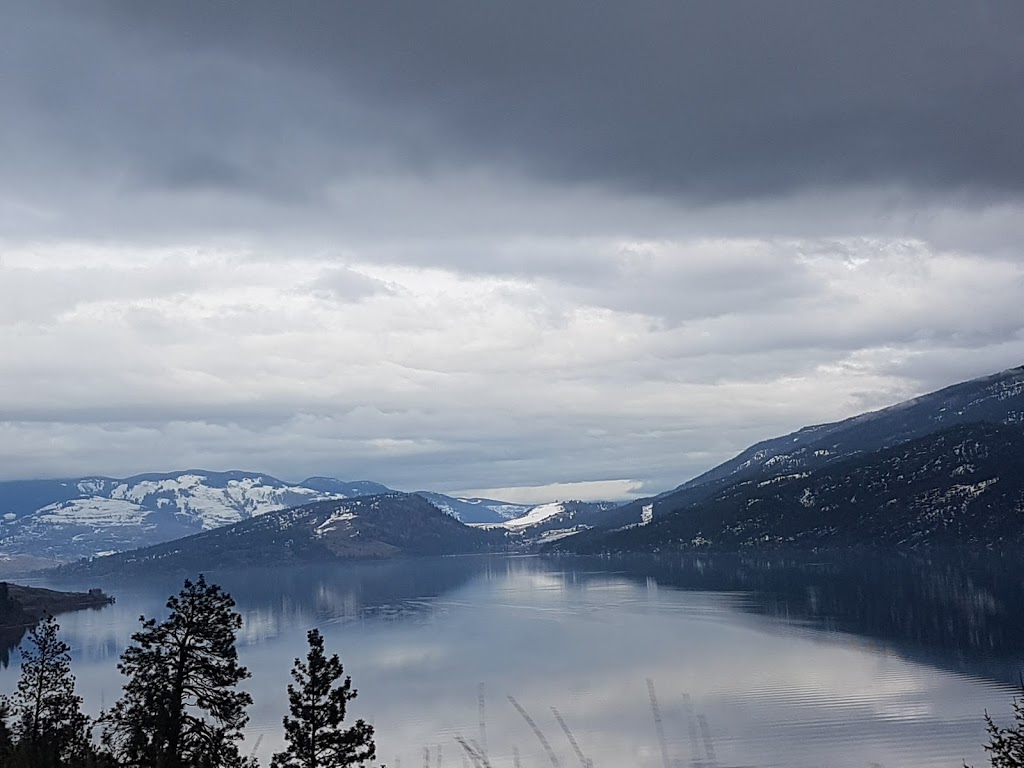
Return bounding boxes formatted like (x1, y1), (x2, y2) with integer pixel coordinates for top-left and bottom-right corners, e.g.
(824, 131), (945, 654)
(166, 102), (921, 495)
(477, 500), (623, 544)
(58, 493), (506, 576)
(561, 423), (1024, 553)
(0, 469), (590, 564)
(0, 470), (390, 524)
(414, 492), (534, 524)
(673, 365), (1023, 496)
(0, 470), (391, 562)
(553, 365), (1024, 553)
(8, 366), (1021, 566)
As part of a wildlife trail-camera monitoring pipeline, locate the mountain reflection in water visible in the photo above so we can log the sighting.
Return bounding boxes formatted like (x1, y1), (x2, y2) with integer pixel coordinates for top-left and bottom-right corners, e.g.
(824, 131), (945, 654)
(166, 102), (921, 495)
(2, 552), (1022, 768)
(592, 551), (1024, 685)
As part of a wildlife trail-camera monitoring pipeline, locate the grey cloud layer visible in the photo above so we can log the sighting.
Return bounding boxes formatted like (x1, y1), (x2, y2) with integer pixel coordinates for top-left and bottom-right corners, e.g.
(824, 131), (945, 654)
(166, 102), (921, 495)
(5, 1), (1024, 212)
(2, 237), (1021, 493)
(2, 2), (1023, 496)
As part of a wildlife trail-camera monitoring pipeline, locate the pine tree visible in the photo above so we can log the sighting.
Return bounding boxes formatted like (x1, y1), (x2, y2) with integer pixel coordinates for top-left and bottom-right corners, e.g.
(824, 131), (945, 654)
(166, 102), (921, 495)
(101, 575), (253, 768)
(2, 614), (91, 768)
(970, 688), (1024, 767)
(0, 697), (13, 760)
(271, 628), (375, 768)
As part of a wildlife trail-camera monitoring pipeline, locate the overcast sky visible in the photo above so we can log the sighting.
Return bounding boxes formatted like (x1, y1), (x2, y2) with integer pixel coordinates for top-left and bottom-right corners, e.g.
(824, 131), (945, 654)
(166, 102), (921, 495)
(1, 1), (1022, 501)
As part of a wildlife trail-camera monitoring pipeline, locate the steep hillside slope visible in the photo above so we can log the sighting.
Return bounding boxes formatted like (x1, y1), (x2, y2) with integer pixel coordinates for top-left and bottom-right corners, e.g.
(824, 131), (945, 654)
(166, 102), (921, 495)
(594, 365), (1024, 532)
(557, 423), (1024, 553)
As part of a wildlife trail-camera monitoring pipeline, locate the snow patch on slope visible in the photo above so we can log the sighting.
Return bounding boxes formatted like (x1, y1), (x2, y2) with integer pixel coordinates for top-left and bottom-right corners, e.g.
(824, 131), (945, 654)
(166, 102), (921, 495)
(36, 498), (149, 527)
(499, 502), (565, 529)
(314, 509), (358, 537)
(110, 474), (341, 529)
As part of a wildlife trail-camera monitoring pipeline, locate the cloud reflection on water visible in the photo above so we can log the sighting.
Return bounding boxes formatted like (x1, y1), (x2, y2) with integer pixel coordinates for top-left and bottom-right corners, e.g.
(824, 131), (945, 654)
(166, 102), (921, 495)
(7, 554), (1022, 767)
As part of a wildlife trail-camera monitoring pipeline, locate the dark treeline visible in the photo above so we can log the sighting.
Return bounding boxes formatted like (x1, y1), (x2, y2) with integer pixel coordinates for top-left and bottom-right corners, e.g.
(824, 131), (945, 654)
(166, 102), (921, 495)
(0, 575), (375, 768)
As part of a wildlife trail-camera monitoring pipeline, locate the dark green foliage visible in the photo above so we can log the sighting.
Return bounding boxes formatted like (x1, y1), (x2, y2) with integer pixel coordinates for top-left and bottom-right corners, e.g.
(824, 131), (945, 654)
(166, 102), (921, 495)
(1, 614), (91, 767)
(101, 575), (253, 768)
(970, 689), (1024, 767)
(271, 629), (375, 768)
(0, 698), (13, 761)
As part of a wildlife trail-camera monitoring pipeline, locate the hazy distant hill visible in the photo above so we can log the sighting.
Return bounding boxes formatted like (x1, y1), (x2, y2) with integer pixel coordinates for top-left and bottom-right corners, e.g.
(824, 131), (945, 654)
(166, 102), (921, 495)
(554, 365), (1024, 552)
(414, 492), (533, 524)
(59, 493), (507, 576)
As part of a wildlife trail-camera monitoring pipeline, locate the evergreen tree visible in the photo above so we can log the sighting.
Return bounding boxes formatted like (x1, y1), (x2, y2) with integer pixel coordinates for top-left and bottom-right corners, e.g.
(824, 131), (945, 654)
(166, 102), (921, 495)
(101, 575), (253, 768)
(271, 629), (375, 768)
(2, 614), (91, 768)
(0, 698), (13, 761)
(971, 688), (1024, 767)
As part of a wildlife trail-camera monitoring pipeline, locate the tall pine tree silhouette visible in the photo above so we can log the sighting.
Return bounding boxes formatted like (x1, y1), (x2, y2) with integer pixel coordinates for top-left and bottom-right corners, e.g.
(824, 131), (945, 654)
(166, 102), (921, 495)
(2, 614), (91, 768)
(101, 575), (253, 768)
(271, 628), (375, 768)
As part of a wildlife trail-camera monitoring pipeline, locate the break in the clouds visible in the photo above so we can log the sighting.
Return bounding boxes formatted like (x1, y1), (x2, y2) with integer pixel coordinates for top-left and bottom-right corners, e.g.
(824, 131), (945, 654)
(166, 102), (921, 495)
(1, 2), (1022, 500)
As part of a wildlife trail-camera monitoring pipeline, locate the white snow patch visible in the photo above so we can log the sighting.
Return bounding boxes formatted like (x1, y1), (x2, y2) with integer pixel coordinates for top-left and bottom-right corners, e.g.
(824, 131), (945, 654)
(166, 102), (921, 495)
(36, 497), (149, 526)
(108, 474), (342, 529)
(433, 502), (460, 519)
(77, 479), (106, 494)
(536, 527), (590, 543)
(498, 502), (565, 529)
(949, 479), (998, 501)
(757, 472), (810, 488)
(314, 509), (358, 537)
(479, 503), (534, 520)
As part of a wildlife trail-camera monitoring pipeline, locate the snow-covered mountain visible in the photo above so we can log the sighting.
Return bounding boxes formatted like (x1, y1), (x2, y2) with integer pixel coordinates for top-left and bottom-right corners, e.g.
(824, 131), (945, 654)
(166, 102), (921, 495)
(0, 471), (393, 562)
(414, 493), (625, 542)
(0, 470), (562, 564)
(477, 500), (623, 543)
(414, 492), (533, 524)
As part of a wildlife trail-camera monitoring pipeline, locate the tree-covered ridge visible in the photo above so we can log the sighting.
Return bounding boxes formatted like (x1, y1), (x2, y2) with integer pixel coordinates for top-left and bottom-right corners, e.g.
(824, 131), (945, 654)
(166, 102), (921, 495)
(0, 584), (113, 669)
(556, 422), (1024, 554)
(569, 365), (1024, 536)
(59, 494), (507, 577)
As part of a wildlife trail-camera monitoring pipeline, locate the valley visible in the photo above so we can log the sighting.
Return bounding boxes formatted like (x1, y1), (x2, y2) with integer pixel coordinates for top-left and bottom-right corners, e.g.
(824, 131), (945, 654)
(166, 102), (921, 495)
(1, 365), (1022, 579)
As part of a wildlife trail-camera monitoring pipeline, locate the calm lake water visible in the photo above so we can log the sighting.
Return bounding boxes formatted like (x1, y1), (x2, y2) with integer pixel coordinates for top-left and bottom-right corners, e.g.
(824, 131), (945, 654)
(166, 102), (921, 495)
(4, 553), (1024, 767)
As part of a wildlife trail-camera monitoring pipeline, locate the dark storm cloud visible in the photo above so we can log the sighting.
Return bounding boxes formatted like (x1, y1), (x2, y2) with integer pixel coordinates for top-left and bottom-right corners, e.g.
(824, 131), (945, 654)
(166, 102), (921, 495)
(6, 0), (1024, 205)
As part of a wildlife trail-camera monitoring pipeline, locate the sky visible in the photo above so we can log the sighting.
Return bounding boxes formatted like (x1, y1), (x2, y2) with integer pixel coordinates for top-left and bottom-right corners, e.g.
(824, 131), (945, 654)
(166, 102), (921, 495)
(1, 1), (1023, 502)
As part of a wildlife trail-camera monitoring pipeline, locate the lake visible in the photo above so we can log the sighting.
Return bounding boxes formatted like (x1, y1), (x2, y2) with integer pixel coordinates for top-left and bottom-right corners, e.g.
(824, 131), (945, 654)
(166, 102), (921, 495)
(4, 552), (1024, 767)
